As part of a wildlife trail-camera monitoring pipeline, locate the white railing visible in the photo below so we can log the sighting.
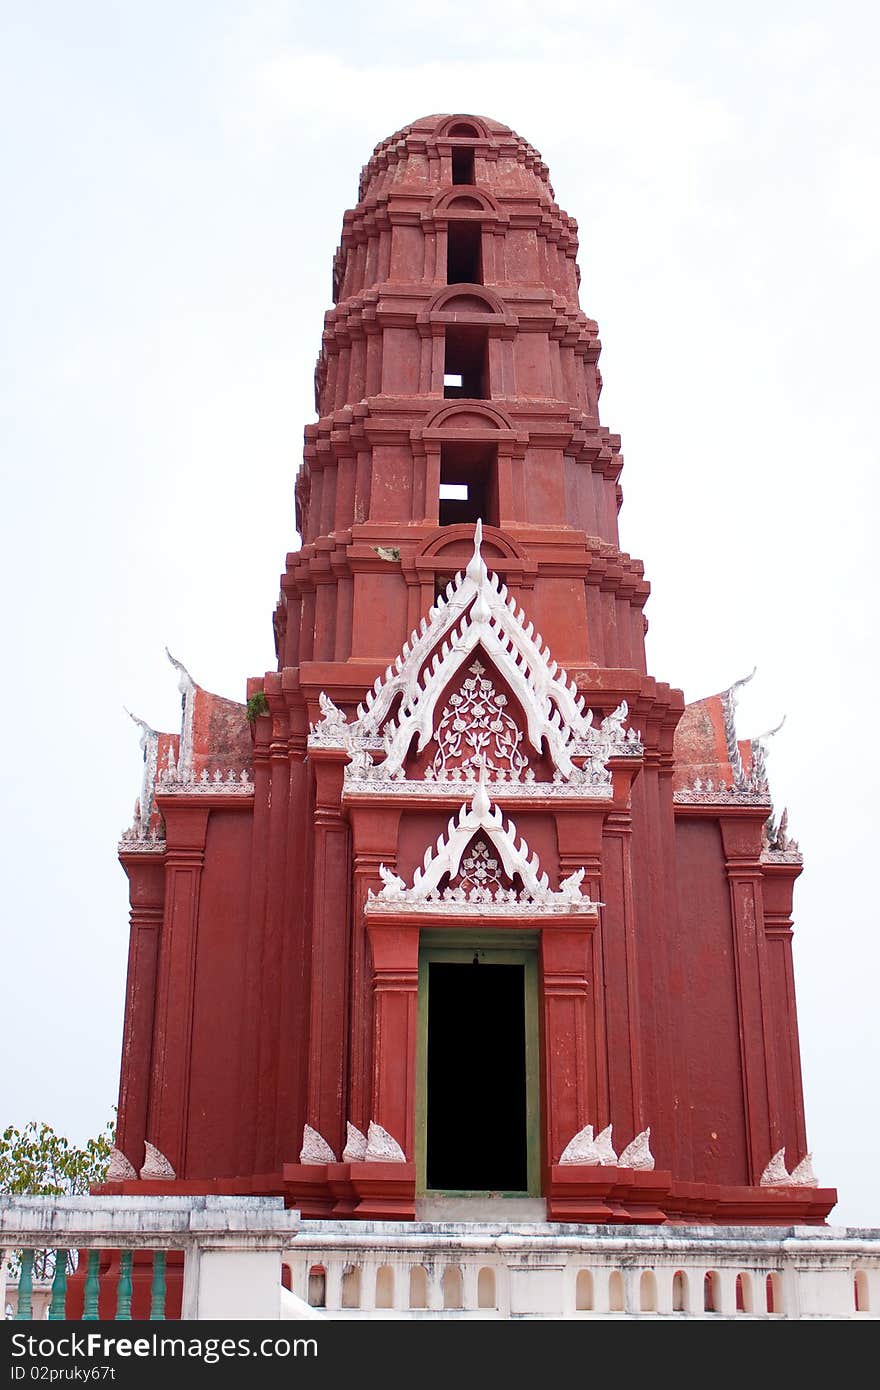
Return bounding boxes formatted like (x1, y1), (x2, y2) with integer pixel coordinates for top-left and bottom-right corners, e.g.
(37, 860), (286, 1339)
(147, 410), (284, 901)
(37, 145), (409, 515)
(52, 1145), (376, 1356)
(1, 1195), (304, 1321)
(3, 1199), (878, 1320)
(284, 1220), (880, 1319)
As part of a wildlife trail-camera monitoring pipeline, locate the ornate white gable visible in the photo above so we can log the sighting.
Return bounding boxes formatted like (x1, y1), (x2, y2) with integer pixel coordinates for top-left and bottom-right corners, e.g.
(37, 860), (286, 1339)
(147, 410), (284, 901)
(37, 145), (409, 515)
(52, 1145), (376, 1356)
(309, 522), (641, 797)
(366, 778), (600, 916)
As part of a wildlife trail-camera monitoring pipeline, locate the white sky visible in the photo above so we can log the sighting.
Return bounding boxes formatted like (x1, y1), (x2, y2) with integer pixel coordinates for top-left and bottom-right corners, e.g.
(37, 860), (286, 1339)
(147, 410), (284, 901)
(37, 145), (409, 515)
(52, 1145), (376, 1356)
(1, 2), (878, 1226)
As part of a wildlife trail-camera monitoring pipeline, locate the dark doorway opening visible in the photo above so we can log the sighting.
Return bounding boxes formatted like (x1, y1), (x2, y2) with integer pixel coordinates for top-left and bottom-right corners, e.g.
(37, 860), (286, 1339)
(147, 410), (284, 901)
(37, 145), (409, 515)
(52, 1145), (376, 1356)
(438, 440), (498, 527)
(447, 221), (482, 285)
(451, 146), (475, 185)
(426, 961), (527, 1191)
(444, 325), (489, 400)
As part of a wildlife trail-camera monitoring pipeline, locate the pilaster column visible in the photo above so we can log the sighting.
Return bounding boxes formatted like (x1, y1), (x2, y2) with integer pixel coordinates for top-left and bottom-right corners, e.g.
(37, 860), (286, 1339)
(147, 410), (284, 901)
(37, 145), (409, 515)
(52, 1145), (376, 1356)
(540, 918), (597, 1166)
(115, 855), (165, 1171)
(254, 703), (291, 1172)
(719, 814), (782, 1182)
(366, 919), (419, 1159)
(348, 807), (403, 1131)
(306, 754), (351, 1156)
(600, 808), (643, 1137)
(148, 802), (210, 1175)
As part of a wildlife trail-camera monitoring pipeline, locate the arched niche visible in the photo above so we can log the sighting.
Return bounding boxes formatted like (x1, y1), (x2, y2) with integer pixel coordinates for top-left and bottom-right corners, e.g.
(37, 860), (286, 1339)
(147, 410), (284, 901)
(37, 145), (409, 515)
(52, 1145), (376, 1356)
(436, 115), (491, 140)
(422, 283), (514, 326)
(422, 400), (514, 433)
(403, 521), (535, 602)
(431, 186), (504, 220)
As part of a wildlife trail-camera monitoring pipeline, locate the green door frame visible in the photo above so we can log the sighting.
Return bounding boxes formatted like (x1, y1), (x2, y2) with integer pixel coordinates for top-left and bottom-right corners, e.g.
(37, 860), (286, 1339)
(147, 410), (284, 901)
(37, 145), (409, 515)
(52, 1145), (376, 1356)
(416, 929), (541, 1197)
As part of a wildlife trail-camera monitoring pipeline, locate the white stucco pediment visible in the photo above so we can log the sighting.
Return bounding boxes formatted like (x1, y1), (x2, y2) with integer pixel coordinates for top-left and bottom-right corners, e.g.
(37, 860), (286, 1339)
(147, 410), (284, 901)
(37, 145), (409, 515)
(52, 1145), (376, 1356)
(366, 778), (600, 917)
(309, 521), (642, 797)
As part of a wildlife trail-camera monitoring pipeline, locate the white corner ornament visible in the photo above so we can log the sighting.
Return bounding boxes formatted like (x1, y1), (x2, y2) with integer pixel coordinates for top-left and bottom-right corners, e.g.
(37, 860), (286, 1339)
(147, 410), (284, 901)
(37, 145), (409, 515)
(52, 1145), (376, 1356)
(342, 1122), (368, 1162)
(594, 1125), (618, 1165)
(367, 775), (600, 916)
(300, 1124), (337, 1165)
(140, 1142), (176, 1180)
(618, 1128), (655, 1171)
(560, 1124), (601, 1165)
(106, 1146), (138, 1181)
(364, 1122), (406, 1163)
(760, 1148), (818, 1187)
(308, 521), (641, 792)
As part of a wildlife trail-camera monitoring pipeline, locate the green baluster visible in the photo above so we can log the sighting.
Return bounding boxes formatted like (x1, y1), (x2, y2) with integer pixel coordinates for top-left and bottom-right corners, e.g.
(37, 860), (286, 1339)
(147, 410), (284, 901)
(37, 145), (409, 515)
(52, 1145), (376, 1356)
(115, 1250), (132, 1321)
(82, 1250), (100, 1320)
(16, 1249), (34, 1320)
(48, 1251), (68, 1319)
(149, 1251), (167, 1320)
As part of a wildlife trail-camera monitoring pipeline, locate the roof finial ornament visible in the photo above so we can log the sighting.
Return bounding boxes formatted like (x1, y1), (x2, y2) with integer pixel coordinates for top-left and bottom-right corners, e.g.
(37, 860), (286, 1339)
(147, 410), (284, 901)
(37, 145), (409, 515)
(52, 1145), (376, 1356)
(465, 518), (488, 587)
(721, 667), (757, 790)
(751, 715), (786, 742)
(124, 708), (159, 749)
(165, 647), (196, 694)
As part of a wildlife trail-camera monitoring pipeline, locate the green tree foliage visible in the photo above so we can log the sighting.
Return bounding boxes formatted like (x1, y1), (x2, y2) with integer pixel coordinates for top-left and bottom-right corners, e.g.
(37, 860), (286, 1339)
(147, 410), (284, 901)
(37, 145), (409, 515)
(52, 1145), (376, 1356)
(1, 1118), (115, 1281)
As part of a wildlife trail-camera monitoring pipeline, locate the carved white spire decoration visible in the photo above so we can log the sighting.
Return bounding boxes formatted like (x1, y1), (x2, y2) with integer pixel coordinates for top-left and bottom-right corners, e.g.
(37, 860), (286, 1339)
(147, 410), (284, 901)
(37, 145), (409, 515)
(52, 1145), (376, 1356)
(309, 521), (641, 788)
(594, 1125), (618, 1165)
(342, 1122), (368, 1162)
(760, 1148), (791, 1185)
(107, 1146), (138, 1181)
(559, 1124), (601, 1165)
(789, 1153), (818, 1186)
(140, 1142), (176, 1180)
(618, 1128), (655, 1171)
(364, 1122), (406, 1163)
(300, 1124), (337, 1165)
(367, 773), (600, 915)
(760, 1147), (818, 1187)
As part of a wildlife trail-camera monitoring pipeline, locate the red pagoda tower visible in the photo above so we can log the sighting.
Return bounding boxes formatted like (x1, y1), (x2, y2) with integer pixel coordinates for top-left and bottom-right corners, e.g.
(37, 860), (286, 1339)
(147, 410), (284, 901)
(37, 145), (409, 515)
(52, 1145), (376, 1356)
(107, 113), (835, 1228)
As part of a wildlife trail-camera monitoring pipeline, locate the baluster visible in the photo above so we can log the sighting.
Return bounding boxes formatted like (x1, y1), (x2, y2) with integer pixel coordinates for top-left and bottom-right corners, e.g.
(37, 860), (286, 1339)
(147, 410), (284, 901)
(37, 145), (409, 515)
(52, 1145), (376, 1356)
(16, 1250), (34, 1320)
(150, 1252), (167, 1320)
(48, 1251), (68, 1320)
(82, 1250), (101, 1320)
(115, 1250), (133, 1320)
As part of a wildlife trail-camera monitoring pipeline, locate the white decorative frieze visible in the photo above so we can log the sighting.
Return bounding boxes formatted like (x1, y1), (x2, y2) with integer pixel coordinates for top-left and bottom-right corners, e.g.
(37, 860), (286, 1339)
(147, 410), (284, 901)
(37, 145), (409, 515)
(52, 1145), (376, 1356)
(761, 807), (803, 864)
(309, 522), (641, 794)
(140, 1142), (176, 1180)
(366, 777), (600, 916)
(364, 1122), (406, 1163)
(300, 1125), (337, 1165)
(673, 777), (771, 806)
(158, 763), (254, 794)
(118, 825), (166, 853)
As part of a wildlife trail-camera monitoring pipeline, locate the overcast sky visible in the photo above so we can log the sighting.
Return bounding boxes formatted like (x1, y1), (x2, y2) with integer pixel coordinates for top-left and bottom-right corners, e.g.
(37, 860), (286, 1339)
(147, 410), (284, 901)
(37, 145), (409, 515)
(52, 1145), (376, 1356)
(2, 2), (878, 1226)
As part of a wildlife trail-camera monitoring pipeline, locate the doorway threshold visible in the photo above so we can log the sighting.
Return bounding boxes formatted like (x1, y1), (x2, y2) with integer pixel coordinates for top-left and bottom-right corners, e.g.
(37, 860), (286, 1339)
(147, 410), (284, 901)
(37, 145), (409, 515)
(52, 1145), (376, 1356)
(415, 1195), (547, 1222)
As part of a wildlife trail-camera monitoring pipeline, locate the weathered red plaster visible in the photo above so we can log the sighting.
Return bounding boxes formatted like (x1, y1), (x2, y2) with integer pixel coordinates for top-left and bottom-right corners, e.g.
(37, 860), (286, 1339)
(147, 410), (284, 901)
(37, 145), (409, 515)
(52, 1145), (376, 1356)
(106, 113), (833, 1227)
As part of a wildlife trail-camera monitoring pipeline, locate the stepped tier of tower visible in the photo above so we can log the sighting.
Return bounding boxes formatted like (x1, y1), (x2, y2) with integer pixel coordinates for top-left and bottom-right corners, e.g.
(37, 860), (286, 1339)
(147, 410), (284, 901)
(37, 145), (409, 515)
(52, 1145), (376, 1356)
(279, 112), (651, 691)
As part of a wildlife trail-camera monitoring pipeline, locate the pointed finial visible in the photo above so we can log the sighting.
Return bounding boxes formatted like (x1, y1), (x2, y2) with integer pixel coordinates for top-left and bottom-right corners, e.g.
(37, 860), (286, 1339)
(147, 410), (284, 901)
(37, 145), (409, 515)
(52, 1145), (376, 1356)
(472, 762), (492, 820)
(726, 666), (757, 699)
(165, 647), (196, 694)
(752, 714), (786, 741)
(465, 518), (488, 587)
